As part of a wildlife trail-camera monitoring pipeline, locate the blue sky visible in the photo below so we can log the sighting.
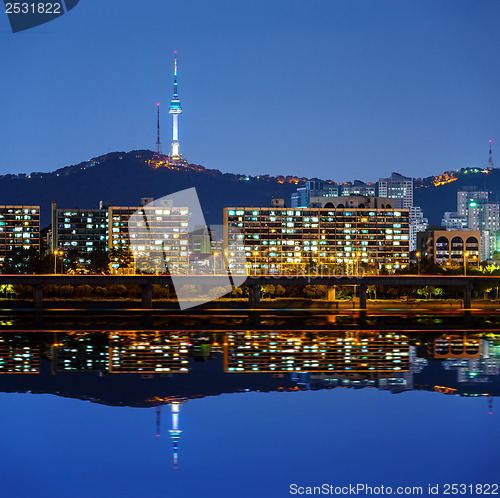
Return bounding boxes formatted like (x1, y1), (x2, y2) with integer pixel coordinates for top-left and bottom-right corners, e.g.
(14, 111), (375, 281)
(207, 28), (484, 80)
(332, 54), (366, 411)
(1, 0), (499, 182)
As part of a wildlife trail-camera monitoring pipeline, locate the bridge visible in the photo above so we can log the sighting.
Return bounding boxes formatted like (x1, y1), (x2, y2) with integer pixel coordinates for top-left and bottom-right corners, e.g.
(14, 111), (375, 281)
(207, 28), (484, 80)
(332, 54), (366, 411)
(0, 274), (499, 309)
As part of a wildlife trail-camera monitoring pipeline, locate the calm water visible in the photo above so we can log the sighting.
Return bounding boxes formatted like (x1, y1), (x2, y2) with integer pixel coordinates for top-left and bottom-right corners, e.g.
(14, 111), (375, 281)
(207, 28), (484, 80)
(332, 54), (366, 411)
(0, 312), (498, 497)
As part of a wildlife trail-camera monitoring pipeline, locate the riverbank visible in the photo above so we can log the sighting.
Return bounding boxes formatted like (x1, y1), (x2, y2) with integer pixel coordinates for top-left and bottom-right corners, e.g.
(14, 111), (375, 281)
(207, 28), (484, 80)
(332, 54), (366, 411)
(1, 297), (500, 310)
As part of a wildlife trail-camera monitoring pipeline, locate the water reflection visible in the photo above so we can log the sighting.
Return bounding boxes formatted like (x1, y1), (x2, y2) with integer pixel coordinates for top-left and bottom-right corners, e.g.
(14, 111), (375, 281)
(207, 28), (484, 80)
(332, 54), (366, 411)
(0, 330), (498, 393)
(0, 329), (498, 469)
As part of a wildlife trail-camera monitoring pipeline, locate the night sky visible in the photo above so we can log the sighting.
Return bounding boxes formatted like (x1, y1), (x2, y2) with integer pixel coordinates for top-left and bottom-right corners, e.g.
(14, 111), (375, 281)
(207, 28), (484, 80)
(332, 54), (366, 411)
(1, 0), (499, 182)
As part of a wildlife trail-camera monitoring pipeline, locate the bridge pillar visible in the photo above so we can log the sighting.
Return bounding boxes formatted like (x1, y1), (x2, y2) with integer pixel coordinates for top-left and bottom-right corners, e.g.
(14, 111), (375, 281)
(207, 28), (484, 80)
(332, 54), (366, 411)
(327, 286), (336, 301)
(248, 285), (261, 309)
(463, 282), (473, 309)
(359, 284), (367, 309)
(141, 284), (153, 309)
(33, 284), (43, 309)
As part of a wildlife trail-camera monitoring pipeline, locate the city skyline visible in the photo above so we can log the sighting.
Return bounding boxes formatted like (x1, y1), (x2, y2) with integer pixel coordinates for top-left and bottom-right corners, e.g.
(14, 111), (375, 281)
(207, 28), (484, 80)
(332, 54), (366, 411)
(1, 1), (499, 181)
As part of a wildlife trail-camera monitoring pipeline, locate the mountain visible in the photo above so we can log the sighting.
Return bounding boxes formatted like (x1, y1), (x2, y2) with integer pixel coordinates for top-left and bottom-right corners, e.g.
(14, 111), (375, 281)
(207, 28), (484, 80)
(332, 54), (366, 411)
(0, 150), (301, 227)
(414, 167), (500, 224)
(0, 149), (498, 227)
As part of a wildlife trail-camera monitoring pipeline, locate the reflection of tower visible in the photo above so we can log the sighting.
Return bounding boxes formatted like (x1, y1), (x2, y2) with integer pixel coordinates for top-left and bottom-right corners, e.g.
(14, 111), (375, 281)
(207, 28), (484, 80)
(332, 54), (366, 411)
(488, 395), (493, 415)
(169, 51), (182, 160)
(169, 402), (183, 469)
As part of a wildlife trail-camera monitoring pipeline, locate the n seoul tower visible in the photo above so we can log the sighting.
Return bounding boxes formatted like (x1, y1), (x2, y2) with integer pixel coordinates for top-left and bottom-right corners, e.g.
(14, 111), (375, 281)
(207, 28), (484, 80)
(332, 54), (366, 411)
(169, 51), (183, 162)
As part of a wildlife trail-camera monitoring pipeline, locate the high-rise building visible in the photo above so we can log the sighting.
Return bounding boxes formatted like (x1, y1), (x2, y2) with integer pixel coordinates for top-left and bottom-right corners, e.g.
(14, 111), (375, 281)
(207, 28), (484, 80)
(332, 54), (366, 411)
(457, 186), (489, 217)
(291, 181), (323, 208)
(54, 200), (190, 272)
(409, 206), (428, 252)
(0, 205), (40, 262)
(52, 205), (108, 258)
(110, 203), (190, 273)
(468, 202), (500, 260)
(340, 182), (376, 197)
(290, 181), (375, 208)
(224, 200), (410, 274)
(441, 211), (468, 231)
(378, 172), (413, 209)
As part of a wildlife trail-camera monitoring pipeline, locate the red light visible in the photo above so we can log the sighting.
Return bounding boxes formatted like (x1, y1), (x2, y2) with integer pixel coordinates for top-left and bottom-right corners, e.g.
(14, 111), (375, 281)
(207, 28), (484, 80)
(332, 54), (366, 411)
(157, 103), (160, 106)
(490, 140), (492, 143)
(174, 50), (177, 54)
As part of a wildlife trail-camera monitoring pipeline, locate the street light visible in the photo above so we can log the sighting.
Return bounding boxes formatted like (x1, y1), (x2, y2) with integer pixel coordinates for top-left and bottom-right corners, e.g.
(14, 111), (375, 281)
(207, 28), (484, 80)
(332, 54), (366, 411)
(464, 252), (468, 276)
(416, 252), (420, 275)
(54, 250), (59, 274)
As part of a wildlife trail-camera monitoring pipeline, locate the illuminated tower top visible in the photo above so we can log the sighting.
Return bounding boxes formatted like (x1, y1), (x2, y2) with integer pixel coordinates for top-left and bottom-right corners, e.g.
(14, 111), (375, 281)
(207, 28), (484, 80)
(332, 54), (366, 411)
(168, 51), (182, 160)
(169, 51), (182, 116)
(169, 401), (183, 469)
(488, 139), (494, 168)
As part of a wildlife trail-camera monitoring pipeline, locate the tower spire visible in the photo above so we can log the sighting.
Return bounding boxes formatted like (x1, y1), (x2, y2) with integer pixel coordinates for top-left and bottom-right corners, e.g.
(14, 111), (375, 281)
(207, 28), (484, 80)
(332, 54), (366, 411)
(169, 50), (183, 161)
(488, 139), (494, 168)
(156, 103), (162, 155)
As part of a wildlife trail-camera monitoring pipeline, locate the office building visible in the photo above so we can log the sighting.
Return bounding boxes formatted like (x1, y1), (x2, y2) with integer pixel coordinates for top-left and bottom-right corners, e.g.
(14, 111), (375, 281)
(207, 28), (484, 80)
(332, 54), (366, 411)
(0, 205), (40, 262)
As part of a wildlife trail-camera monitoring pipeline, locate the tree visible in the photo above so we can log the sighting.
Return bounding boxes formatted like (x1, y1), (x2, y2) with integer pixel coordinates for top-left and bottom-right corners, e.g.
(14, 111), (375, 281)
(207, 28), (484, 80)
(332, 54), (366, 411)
(432, 287), (444, 299)
(110, 247), (135, 272)
(64, 247), (83, 273)
(87, 248), (110, 274)
(0, 247), (40, 274)
(261, 285), (276, 298)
